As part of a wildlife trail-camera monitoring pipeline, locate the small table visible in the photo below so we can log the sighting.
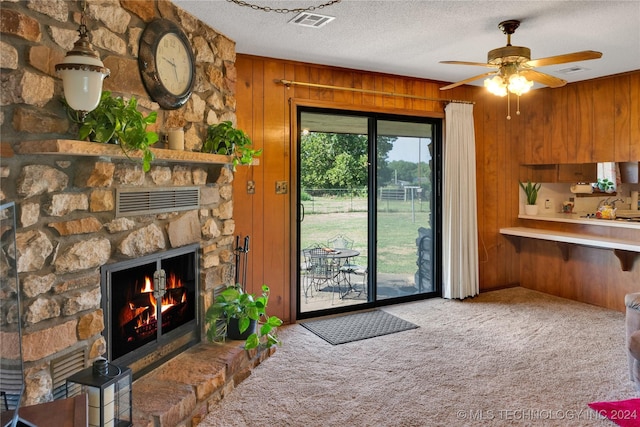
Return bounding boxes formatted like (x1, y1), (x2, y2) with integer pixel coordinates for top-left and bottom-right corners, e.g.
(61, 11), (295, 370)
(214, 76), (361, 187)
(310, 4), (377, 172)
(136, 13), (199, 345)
(321, 248), (360, 262)
(320, 248), (361, 297)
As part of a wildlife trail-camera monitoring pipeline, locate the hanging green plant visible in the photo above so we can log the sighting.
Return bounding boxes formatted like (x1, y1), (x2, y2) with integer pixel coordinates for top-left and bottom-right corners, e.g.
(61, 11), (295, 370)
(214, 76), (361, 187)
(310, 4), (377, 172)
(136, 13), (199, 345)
(202, 121), (262, 170)
(65, 91), (159, 172)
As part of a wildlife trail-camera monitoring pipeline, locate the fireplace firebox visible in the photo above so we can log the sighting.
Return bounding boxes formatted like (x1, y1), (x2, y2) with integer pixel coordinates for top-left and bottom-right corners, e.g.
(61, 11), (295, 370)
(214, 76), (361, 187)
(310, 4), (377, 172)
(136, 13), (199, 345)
(101, 244), (200, 377)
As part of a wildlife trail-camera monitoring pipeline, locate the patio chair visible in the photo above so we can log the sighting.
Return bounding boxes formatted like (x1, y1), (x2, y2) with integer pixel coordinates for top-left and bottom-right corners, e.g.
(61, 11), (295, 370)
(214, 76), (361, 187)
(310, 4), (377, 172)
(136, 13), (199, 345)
(340, 262), (367, 297)
(328, 235), (366, 297)
(307, 247), (343, 303)
(327, 234), (354, 250)
(301, 244), (324, 301)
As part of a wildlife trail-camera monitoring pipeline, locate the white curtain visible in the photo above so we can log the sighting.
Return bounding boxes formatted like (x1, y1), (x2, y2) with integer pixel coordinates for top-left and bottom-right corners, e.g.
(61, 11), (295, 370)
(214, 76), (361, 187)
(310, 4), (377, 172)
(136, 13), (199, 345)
(443, 102), (479, 299)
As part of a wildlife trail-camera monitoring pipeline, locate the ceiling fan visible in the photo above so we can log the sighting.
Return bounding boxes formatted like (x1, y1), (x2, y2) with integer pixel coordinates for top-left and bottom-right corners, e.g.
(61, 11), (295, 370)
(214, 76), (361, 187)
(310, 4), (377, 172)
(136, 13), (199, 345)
(439, 19), (602, 92)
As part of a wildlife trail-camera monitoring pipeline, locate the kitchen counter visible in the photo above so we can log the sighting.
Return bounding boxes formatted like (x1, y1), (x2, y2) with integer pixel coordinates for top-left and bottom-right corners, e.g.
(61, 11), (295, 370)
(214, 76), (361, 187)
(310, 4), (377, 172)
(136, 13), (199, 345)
(500, 226), (640, 271)
(518, 212), (640, 229)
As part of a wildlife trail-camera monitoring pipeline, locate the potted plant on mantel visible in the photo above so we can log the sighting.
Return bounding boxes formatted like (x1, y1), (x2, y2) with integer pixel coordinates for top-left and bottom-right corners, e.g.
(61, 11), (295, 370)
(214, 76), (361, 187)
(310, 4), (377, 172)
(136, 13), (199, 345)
(202, 121), (262, 170)
(65, 91), (159, 172)
(205, 284), (282, 350)
(519, 180), (541, 215)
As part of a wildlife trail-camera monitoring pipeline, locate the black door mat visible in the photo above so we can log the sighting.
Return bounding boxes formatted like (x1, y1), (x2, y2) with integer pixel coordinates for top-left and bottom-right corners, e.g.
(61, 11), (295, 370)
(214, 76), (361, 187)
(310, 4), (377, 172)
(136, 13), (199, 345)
(300, 310), (418, 345)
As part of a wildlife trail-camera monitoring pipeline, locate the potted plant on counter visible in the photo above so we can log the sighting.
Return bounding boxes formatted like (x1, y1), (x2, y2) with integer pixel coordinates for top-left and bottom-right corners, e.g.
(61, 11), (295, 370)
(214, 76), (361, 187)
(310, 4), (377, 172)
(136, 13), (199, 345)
(519, 180), (541, 215)
(202, 121), (262, 170)
(205, 284), (282, 350)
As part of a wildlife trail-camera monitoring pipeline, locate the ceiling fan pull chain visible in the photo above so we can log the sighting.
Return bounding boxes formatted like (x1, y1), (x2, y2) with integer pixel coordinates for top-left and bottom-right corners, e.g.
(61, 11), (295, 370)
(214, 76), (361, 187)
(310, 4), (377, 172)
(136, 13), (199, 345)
(516, 95), (521, 116)
(507, 91), (511, 120)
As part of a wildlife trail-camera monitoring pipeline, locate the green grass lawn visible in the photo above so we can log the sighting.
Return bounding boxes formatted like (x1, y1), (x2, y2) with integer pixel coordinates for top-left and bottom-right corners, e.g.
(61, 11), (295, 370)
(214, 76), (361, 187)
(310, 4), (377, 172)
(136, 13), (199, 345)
(301, 197), (431, 274)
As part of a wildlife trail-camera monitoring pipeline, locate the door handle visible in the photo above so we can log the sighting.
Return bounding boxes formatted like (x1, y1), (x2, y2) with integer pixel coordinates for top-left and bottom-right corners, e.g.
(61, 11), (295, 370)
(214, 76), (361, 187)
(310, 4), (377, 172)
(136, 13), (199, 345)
(300, 203), (305, 222)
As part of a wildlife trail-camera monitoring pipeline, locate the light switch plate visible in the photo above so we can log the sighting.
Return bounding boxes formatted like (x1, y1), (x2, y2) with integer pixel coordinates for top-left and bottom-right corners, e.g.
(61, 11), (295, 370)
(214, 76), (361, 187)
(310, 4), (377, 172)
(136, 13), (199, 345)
(275, 181), (288, 194)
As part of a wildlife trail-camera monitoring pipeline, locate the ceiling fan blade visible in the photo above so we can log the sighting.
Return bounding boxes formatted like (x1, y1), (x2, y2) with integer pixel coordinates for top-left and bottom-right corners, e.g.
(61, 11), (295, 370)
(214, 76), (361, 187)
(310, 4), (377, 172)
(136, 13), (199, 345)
(440, 60), (497, 68)
(440, 72), (497, 90)
(519, 69), (567, 88)
(525, 50), (602, 68)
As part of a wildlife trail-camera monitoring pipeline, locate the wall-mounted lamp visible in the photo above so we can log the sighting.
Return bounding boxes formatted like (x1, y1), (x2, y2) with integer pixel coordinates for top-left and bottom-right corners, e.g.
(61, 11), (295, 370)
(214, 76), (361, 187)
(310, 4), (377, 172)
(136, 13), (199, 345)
(55, 2), (109, 121)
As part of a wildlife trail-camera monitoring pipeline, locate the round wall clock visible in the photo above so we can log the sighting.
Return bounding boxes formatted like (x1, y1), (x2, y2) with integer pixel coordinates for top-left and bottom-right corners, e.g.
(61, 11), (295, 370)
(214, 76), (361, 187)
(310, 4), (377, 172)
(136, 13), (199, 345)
(139, 19), (195, 110)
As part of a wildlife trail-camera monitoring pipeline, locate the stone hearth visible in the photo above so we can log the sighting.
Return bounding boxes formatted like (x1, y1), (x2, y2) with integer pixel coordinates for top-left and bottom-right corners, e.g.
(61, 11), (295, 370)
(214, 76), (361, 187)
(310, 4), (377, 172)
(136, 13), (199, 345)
(131, 341), (274, 426)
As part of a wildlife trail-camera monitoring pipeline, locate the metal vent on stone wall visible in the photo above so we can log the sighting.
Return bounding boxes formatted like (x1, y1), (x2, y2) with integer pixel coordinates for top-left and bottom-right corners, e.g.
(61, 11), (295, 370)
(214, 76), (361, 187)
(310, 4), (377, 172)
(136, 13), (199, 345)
(51, 348), (86, 400)
(116, 187), (200, 217)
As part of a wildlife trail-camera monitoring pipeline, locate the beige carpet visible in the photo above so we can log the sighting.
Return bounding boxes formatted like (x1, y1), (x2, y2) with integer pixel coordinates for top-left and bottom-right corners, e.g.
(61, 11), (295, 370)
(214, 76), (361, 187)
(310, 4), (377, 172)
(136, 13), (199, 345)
(200, 287), (638, 427)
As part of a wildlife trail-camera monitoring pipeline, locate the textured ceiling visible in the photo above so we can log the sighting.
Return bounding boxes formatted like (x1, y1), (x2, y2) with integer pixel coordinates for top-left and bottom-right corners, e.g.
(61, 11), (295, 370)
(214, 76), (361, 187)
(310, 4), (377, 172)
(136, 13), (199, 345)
(173, 0), (640, 90)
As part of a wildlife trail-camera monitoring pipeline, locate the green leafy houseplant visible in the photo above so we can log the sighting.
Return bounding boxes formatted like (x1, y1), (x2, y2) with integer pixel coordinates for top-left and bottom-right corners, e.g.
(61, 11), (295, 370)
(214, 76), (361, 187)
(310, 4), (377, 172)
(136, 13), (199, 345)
(66, 91), (159, 172)
(596, 178), (615, 193)
(519, 180), (541, 205)
(205, 284), (282, 350)
(202, 121), (262, 170)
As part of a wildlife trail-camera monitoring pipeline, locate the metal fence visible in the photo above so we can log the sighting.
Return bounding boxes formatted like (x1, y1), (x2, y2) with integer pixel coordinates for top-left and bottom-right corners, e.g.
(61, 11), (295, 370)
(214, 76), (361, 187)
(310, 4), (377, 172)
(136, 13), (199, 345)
(301, 187), (430, 214)
(301, 188), (368, 214)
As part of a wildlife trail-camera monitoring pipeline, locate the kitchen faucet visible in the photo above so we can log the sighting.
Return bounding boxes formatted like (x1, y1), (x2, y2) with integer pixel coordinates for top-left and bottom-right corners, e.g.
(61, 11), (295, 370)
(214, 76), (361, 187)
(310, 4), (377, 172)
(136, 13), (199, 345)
(597, 197), (611, 209)
(609, 198), (625, 208)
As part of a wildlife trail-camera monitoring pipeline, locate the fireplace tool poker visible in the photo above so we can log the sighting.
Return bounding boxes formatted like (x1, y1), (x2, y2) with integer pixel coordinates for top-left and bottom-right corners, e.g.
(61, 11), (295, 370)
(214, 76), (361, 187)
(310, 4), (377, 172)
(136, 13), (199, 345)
(234, 235), (250, 290)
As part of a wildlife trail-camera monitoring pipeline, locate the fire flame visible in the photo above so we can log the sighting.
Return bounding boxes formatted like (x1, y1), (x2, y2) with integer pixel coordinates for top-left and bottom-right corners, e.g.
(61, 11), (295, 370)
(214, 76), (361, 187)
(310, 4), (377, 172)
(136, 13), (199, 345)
(132, 273), (186, 328)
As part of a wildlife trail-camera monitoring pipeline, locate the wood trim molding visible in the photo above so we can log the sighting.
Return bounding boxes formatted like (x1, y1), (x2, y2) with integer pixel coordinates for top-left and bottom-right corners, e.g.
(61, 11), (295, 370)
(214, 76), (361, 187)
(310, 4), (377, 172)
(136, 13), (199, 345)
(288, 97), (446, 119)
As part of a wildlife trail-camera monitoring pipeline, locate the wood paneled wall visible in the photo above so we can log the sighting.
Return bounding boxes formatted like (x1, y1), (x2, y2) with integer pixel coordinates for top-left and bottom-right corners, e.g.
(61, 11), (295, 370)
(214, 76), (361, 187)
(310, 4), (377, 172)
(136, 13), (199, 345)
(234, 55), (639, 319)
(514, 72), (640, 164)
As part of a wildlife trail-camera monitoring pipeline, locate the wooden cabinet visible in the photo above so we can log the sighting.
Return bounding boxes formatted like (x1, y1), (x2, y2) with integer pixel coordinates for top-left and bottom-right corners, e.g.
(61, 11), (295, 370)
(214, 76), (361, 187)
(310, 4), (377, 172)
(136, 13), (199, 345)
(517, 71), (639, 165)
(619, 162), (639, 183)
(556, 163), (597, 182)
(520, 163), (596, 183)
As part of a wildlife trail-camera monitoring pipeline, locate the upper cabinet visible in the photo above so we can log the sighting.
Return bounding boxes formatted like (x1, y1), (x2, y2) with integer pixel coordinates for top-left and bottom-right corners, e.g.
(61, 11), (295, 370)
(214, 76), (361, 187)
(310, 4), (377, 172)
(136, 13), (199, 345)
(556, 163), (597, 183)
(518, 71), (640, 165)
(520, 163), (597, 183)
(620, 161), (640, 183)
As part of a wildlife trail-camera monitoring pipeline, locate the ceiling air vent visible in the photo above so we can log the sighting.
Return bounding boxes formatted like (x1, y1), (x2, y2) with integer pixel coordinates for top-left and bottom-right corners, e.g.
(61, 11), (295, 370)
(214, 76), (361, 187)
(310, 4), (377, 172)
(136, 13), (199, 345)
(116, 187), (200, 217)
(289, 12), (335, 28)
(557, 66), (589, 75)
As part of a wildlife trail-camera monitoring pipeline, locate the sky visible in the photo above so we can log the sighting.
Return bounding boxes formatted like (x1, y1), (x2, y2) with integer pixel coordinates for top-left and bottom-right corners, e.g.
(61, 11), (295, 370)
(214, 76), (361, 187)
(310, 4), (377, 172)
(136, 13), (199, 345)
(386, 137), (432, 163)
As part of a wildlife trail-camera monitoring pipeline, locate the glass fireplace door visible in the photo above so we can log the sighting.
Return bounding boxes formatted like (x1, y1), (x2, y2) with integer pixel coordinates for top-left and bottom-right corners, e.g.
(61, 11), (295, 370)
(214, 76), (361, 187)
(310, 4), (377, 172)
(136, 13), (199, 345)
(102, 244), (198, 366)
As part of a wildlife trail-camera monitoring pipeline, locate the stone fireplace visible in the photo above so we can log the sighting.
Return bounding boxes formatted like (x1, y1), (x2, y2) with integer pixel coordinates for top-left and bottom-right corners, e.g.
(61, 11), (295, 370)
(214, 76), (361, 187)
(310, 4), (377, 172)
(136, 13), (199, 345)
(0, 0), (243, 407)
(5, 155), (237, 405)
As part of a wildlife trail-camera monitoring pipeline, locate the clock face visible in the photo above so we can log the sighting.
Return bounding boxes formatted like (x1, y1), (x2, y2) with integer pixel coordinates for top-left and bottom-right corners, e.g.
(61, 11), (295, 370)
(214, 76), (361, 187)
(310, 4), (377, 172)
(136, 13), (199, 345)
(156, 33), (192, 96)
(139, 19), (195, 110)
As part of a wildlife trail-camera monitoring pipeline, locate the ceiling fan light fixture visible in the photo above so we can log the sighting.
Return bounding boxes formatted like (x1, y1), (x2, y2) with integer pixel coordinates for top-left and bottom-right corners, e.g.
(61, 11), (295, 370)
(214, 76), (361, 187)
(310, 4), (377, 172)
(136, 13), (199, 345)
(507, 73), (533, 96)
(440, 18), (602, 118)
(484, 75), (507, 97)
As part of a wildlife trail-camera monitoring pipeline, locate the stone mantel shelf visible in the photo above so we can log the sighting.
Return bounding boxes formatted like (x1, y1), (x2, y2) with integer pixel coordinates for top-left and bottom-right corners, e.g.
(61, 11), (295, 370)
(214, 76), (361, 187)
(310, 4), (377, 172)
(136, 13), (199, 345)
(15, 139), (234, 165)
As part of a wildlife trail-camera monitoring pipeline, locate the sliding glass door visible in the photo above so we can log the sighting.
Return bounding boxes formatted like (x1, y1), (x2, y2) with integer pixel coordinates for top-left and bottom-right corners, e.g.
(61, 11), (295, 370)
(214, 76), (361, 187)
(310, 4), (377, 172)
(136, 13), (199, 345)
(297, 108), (441, 318)
(298, 111), (369, 314)
(375, 120), (436, 300)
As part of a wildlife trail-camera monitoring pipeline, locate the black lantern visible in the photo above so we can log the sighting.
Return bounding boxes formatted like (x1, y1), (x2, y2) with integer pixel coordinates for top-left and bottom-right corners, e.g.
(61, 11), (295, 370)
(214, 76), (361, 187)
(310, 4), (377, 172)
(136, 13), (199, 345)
(66, 359), (132, 427)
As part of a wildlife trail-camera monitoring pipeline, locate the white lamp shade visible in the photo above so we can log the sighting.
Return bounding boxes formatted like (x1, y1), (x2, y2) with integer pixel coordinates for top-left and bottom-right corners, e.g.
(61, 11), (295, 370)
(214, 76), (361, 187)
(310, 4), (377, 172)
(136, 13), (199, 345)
(484, 75), (507, 97)
(57, 54), (108, 112)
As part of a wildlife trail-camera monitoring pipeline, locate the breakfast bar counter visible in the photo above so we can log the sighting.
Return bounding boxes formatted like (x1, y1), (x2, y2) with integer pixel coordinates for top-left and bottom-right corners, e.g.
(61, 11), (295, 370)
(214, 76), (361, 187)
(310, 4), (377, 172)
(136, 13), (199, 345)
(500, 226), (640, 271)
(518, 212), (640, 229)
